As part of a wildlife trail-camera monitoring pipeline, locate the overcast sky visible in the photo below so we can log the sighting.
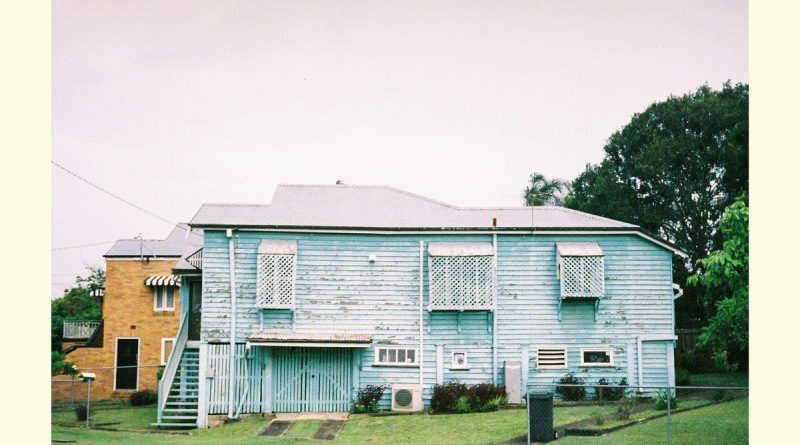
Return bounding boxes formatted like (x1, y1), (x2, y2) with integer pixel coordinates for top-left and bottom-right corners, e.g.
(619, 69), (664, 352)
(51, 0), (748, 298)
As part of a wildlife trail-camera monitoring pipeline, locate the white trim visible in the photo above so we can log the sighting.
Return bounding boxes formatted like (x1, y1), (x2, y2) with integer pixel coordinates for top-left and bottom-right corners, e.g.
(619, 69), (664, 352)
(104, 257), (178, 261)
(374, 347), (420, 366)
(153, 286), (175, 312)
(450, 350), (469, 370)
(113, 337), (140, 391)
(233, 228), (687, 257)
(536, 346), (568, 370)
(160, 338), (175, 366)
(579, 347), (615, 367)
(428, 242), (493, 256)
(640, 335), (678, 341)
(247, 341), (370, 348)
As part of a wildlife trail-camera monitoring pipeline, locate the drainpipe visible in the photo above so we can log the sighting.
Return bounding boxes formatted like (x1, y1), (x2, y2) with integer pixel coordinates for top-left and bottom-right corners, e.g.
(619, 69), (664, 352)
(419, 241), (425, 387)
(492, 233), (498, 386)
(227, 229), (237, 418)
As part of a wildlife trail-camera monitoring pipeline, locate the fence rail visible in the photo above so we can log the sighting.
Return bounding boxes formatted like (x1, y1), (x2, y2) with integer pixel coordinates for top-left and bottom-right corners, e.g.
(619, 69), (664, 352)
(63, 320), (102, 339)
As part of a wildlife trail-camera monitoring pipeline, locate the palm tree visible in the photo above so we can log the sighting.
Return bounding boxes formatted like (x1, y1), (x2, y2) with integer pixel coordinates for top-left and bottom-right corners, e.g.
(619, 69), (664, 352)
(523, 172), (569, 206)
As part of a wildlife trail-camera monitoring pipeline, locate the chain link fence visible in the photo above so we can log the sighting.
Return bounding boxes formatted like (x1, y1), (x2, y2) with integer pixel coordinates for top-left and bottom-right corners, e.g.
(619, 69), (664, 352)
(525, 383), (748, 444)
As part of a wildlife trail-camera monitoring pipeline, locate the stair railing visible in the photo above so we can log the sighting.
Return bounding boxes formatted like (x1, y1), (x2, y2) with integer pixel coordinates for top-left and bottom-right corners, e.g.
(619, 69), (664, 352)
(157, 313), (190, 423)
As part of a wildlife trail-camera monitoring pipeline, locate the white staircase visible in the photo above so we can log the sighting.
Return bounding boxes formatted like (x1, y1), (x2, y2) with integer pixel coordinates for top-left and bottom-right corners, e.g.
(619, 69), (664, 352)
(153, 347), (199, 428)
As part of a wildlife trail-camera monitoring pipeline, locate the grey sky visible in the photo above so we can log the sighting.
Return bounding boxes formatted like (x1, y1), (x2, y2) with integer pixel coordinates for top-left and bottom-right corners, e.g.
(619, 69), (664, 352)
(52, 0), (748, 298)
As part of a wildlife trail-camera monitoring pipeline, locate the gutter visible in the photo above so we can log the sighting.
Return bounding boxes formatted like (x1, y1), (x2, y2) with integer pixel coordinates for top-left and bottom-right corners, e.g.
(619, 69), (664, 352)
(227, 229), (237, 419)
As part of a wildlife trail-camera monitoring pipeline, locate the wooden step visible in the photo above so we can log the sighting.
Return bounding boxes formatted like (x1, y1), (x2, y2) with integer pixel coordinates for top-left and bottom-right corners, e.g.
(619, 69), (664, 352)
(162, 415), (198, 420)
(164, 408), (198, 413)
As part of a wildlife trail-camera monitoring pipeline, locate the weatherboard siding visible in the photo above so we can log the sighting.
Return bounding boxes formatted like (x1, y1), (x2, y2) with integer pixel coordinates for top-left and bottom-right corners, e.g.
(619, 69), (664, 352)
(200, 230), (674, 410)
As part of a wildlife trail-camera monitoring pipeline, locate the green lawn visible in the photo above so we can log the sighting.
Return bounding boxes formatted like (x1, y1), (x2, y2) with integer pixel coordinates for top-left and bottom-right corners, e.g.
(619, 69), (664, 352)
(50, 398), (748, 445)
(51, 405), (157, 430)
(580, 398), (710, 430)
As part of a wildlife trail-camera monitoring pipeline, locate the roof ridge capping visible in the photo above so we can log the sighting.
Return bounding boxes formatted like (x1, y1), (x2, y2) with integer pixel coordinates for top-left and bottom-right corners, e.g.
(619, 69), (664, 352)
(275, 183), (461, 209)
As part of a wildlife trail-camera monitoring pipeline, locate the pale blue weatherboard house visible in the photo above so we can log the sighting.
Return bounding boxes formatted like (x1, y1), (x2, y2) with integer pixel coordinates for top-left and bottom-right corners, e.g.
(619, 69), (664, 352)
(155, 184), (686, 428)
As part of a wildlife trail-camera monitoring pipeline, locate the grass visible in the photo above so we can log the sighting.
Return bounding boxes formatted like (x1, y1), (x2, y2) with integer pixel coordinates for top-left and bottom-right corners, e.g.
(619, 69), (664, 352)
(284, 420), (321, 438)
(51, 404), (157, 430)
(580, 398), (710, 430)
(50, 398), (748, 445)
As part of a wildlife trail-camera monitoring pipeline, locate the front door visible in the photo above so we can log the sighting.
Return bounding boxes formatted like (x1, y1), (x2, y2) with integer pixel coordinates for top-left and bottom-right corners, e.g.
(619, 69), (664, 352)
(271, 347), (352, 412)
(115, 338), (139, 390)
(188, 281), (202, 341)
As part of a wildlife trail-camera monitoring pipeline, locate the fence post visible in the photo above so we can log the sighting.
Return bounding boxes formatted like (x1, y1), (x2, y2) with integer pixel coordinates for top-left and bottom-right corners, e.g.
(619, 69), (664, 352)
(526, 391), (531, 445)
(666, 385), (671, 445)
(86, 379), (92, 427)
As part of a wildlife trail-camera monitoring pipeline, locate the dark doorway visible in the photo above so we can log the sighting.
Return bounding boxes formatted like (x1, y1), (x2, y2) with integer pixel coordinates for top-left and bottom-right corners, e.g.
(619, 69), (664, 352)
(188, 281), (202, 341)
(115, 338), (139, 390)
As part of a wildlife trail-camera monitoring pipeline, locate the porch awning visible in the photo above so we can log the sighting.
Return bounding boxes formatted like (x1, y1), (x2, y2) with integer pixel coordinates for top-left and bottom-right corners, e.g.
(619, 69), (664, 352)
(246, 331), (372, 348)
(144, 274), (182, 287)
(556, 242), (603, 257)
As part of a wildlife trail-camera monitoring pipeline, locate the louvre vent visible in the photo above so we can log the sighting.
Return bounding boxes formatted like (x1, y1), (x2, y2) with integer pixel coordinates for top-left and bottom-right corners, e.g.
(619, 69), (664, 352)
(537, 348), (567, 370)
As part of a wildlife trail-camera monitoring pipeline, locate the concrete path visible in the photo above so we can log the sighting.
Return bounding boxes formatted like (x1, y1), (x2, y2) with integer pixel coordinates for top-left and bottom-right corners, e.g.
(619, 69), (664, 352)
(274, 412), (349, 421)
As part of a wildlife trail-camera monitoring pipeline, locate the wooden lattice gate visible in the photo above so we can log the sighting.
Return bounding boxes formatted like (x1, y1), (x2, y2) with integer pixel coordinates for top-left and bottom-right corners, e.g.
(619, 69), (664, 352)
(271, 347), (353, 412)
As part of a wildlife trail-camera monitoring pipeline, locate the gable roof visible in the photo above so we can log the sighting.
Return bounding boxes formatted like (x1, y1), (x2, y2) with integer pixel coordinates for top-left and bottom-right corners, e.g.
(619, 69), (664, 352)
(188, 184), (685, 256)
(104, 223), (203, 258)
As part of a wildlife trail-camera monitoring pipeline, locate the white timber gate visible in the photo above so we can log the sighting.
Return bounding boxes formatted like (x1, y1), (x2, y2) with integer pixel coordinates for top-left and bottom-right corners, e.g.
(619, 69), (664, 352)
(271, 347), (353, 412)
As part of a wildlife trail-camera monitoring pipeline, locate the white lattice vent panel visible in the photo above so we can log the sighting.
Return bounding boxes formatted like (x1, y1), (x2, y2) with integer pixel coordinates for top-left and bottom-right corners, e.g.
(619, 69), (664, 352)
(428, 255), (495, 310)
(256, 254), (296, 309)
(559, 256), (604, 298)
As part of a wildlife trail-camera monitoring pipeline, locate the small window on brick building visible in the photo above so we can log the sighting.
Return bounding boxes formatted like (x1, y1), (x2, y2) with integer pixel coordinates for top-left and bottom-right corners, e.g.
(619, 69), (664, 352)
(153, 286), (175, 311)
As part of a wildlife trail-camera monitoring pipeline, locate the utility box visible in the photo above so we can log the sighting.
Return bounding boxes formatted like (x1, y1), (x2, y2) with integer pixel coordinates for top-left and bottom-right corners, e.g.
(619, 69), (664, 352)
(528, 392), (555, 443)
(504, 360), (521, 404)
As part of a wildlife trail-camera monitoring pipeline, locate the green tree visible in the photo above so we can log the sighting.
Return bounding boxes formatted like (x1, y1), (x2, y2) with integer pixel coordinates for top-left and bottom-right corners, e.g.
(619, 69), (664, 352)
(523, 172), (569, 206)
(687, 196), (748, 370)
(51, 266), (104, 351)
(564, 82), (748, 325)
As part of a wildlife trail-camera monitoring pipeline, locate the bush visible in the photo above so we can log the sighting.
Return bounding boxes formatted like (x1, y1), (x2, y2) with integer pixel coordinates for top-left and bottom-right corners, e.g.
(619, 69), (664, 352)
(355, 385), (387, 413)
(478, 396), (506, 412)
(615, 395), (636, 420)
(466, 383), (506, 411)
(675, 368), (691, 386)
(592, 410), (605, 426)
(75, 405), (88, 421)
(711, 351), (739, 373)
(556, 373), (586, 401)
(653, 391), (677, 410)
(431, 381), (468, 413)
(454, 395), (472, 413)
(595, 377), (626, 401)
(130, 390), (157, 406)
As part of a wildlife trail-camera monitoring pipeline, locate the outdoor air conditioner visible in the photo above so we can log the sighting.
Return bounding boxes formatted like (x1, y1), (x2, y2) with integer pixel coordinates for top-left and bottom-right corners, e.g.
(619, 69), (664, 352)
(391, 384), (423, 412)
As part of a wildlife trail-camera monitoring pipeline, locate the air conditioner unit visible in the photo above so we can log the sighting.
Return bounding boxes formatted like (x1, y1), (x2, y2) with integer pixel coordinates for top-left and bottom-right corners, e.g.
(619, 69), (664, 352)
(391, 384), (423, 412)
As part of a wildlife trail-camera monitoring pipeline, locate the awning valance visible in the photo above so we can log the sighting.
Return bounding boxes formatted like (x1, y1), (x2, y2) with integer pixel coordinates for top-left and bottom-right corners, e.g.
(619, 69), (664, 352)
(428, 242), (493, 257)
(90, 288), (105, 297)
(258, 240), (298, 255)
(144, 275), (182, 287)
(556, 242), (603, 257)
(246, 331), (372, 348)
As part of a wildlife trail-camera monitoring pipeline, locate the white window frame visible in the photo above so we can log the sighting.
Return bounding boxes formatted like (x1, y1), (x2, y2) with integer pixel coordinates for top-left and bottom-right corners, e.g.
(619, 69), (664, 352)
(153, 286), (175, 312)
(113, 337), (140, 391)
(579, 347), (615, 367)
(450, 350), (469, 370)
(373, 347), (419, 367)
(536, 346), (568, 370)
(161, 337), (175, 366)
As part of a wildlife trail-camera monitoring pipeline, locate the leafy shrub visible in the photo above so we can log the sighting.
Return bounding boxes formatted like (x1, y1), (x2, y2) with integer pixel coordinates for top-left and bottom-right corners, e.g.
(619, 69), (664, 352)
(454, 396), (472, 413)
(595, 377), (626, 401)
(355, 385), (387, 413)
(130, 390), (157, 406)
(711, 351), (739, 373)
(478, 396), (506, 412)
(556, 373), (586, 401)
(653, 391), (677, 410)
(615, 395), (636, 420)
(592, 410), (606, 426)
(675, 368), (691, 386)
(75, 405), (88, 421)
(431, 381), (469, 413)
(466, 383), (506, 410)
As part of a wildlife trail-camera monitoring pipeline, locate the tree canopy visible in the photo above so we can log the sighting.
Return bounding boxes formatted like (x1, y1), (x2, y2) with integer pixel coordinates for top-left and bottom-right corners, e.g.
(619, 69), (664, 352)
(564, 82), (748, 325)
(51, 266), (105, 352)
(522, 172), (569, 206)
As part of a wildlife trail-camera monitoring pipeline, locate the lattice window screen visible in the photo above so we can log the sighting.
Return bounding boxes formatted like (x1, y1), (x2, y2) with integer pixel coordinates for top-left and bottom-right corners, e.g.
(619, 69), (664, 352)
(559, 256), (604, 298)
(429, 256), (495, 310)
(256, 254), (296, 309)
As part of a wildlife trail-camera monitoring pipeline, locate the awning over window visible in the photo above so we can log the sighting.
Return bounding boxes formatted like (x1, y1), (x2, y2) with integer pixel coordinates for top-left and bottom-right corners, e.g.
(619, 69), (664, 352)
(258, 240), (298, 255)
(556, 242), (603, 257)
(246, 331), (372, 348)
(144, 275), (182, 287)
(89, 288), (104, 297)
(428, 242), (493, 257)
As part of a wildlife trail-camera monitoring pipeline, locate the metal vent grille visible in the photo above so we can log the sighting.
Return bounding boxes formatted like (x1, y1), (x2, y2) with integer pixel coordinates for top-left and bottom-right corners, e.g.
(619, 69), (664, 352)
(394, 389), (413, 407)
(559, 256), (604, 298)
(256, 254), (296, 309)
(537, 348), (567, 369)
(428, 255), (495, 310)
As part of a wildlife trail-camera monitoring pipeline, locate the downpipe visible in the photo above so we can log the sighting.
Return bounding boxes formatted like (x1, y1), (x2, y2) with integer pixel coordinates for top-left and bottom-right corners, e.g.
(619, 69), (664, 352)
(227, 229), (237, 419)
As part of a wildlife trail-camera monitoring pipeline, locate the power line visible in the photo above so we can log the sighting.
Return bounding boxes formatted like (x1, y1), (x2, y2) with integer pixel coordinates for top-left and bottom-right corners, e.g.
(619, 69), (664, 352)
(51, 160), (180, 229)
(51, 240), (118, 251)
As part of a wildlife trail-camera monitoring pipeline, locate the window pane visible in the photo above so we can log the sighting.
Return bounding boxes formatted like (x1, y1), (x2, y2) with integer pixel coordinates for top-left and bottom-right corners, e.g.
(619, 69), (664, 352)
(407, 349), (415, 363)
(166, 288), (174, 309)
(378, 349), (387, 363)
(397, 349), (406, 363)
(454, 352), (466, 366)
(388, 349), (397, 363)
(584, 350), (611, 363)
(155, 288), (164, 309)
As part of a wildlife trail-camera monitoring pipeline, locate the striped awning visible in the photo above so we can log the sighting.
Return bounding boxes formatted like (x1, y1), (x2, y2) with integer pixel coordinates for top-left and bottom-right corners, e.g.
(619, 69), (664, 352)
(89, 288), (105, 297)
(144, 275), (182, 287)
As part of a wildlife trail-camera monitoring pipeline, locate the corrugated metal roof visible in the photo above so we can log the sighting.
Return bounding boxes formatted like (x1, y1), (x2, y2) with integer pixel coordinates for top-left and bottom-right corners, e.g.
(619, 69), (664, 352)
(190, 184), (637, 230)
(104, 224), (203, 258)
(247, 331), (372, 343)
